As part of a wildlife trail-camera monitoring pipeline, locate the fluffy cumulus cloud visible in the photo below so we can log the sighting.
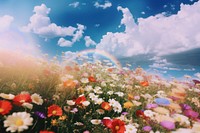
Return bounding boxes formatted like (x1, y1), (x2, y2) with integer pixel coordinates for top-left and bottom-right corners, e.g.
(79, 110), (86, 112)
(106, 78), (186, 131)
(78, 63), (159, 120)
(96, 1), (200, 57)
(84, 36), (96, 47)
(94, 1), (112, 9)
(0, 15), (40, 56)
(22, 4), (85, 47)
(58, 24), (86, 47)
(0, 15), (14, 32)
(69, 2), (80, 8)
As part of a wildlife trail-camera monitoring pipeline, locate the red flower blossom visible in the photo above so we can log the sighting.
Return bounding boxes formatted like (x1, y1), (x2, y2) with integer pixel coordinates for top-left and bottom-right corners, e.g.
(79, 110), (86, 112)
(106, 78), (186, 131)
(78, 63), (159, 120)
(0, 100), (12, 115)
(75, 96), (86, 105)
(48, 104), (63, 117)
(101, 102), (112, 111)
(136, 110), (148, 119)
(40, 131), (55, 133)
(13, 93), (32, 106)
(88, 76), (96, 82)
(102, 119), (112, 128)
(102, 119), (125, 133)
(140, 81), (149, 87)
(111, 119), (125, 133)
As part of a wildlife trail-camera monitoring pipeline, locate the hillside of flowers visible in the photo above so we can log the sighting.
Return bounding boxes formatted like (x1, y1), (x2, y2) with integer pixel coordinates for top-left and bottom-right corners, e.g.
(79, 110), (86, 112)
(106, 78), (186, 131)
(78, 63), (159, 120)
(0, 55), (200, 133)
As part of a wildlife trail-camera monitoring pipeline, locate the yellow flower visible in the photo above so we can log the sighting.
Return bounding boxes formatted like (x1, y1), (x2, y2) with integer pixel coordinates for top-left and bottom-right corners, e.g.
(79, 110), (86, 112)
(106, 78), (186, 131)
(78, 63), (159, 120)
(59, 115), (67, 121)
(128, 94), (134, 100)
(51, 119), (58, 126)
(124, 101), (134, 109)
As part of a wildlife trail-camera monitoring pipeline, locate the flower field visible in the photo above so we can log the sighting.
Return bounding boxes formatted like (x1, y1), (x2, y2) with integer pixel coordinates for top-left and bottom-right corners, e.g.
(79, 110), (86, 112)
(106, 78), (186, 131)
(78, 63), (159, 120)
(0, 55), (200, 133)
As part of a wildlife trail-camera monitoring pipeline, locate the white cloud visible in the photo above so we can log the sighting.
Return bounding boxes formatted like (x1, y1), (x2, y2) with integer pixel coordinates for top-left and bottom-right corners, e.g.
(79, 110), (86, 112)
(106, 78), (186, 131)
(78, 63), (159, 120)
(69, 2), (80, 8)
(22, 4), (85, 47)
(94, 1), (112, 9)
(0, 15), (40, 56)
(96, 2), (200, 57)
(58, 38), (73, 47)
(84, 36), (96, 47)
(58, 24), (86, 47)
(0, 15), (14, 32)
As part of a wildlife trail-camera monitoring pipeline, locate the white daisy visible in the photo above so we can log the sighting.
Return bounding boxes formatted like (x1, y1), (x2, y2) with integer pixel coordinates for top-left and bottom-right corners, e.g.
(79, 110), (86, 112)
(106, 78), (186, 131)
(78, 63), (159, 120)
(82, 101), (90, 106)
(144, 110), (155, 117)
(31, 93), (43, 105)
(22, 102), (33, 109)
(84, 85), (93, 92)
(112, 101), (122, 113)
(90, 119), (101, 125)
(80, 78), (89, 84)
(125, 124), (137, 133)
(0, 93), (15, 100)
(4, 112), (33, 133)
(114, 92), (124, 97)
(94, 98), (104, 105)
(67, 100), (75, 106)
(107, 91), (114, 95)
(96, 109), (105, 114)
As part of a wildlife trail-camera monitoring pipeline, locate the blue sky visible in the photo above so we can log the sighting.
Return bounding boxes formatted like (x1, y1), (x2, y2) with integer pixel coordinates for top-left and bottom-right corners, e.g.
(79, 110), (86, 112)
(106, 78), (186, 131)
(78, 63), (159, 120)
(0, 0), (200, 78)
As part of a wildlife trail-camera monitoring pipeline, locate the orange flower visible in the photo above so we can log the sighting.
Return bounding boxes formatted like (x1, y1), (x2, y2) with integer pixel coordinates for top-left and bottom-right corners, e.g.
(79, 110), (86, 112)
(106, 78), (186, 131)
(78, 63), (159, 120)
(63, 79), (76, 88)
(48, 104), (63, 117)
(111, 119), (125, 133)
(140, 81), (149, 87)
(75, 96), (86, 105)
(65, 66), (72, 71)
(107, 68), (113, 72)
(13, 93), (32, 106)
(128, 94), (134, 100)
(123, 101), (133, 109)
(0, 100), (12, 115)
(101, 102), (112, 111)
(88, 76), (96, 82)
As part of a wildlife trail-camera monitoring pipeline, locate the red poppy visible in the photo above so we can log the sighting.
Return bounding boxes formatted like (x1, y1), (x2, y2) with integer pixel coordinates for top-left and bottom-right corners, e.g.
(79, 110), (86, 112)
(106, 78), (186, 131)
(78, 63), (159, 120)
(0, 100), (12, 115)
(101, 102), (112, 111)
(111, 119), (125, 133)
(140, 81), (149, 87)
(13, 93), (32, 106)
(40, 131), (55, 133)
(75, 96), (86, 105)
(136, 110), (148, 119)
(102, 119), (112, 128)
(88, 76), (96, 82)
(48, 104), (63, 117)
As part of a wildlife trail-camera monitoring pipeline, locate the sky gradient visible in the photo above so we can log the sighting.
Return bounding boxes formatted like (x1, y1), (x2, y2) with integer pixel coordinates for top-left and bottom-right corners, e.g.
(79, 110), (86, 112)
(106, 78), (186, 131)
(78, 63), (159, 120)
(0, 0), (200, 79)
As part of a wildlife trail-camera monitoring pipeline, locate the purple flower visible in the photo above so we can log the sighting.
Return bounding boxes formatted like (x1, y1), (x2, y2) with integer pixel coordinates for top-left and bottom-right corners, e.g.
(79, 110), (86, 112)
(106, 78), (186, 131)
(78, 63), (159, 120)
(180, 104), (192, 110)
(146, 103), (158, 109)
(160, 121), (175, 130)
(35, 111), (46, 119)
(143, 126), (152, 132)
(184, 109), (199, 118)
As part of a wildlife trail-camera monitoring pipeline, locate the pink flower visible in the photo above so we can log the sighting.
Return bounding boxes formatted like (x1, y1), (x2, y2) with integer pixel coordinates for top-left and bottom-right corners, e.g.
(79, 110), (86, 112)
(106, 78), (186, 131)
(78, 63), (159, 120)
(160, 121), (175, 130)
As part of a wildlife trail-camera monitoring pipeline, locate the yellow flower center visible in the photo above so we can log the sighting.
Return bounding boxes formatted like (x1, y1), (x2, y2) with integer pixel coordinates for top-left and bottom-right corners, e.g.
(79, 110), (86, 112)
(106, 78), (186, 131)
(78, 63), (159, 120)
(0, 108), (4, 113)
(15, 119), (24, 126)
(115, 126), (120, 130)
(52, 110), (57, 115)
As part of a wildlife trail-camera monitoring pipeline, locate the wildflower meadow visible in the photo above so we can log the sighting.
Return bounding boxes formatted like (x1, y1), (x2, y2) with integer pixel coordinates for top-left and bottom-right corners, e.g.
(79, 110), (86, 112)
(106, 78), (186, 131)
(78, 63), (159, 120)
(0, 53), (200, 133)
